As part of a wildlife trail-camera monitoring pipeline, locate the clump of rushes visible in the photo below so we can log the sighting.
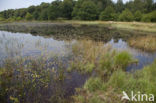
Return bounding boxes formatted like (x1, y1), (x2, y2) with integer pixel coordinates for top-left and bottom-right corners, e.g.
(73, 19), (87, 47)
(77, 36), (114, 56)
(73, 60), (156, 103)
(128, 36), (156, 52)
(69, 40), (136, 76)
(69, 40), (111, 73)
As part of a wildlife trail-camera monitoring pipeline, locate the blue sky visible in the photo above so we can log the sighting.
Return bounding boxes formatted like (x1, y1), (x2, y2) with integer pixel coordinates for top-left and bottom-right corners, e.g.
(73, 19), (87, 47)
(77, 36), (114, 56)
(0, 0), (155, 11)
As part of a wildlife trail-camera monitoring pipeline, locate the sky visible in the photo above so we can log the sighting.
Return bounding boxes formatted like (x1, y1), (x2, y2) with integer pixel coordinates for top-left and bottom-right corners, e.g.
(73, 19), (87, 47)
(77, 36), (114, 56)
(0, 0), (155, 11)
(0, 0), (53, 11)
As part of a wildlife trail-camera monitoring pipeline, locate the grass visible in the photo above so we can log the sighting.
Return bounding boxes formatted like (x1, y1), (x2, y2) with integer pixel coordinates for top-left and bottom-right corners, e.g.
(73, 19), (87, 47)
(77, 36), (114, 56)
(128, 36), (156, 52)
(0, 38), (155, 103)
(73, 60), (156, 103)
(69, 40), (136, 77)
(63, 20), (156, 34)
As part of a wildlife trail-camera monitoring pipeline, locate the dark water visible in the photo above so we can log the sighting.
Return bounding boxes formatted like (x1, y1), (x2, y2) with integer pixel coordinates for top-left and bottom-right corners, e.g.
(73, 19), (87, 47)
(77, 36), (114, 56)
(0, 30), (156, 98)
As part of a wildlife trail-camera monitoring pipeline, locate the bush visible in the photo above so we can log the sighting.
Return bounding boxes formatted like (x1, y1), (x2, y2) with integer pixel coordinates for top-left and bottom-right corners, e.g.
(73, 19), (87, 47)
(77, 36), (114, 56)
(25, 12), (33, 20)
(119, 9), (134, 21)
(141, 14), (152, 22)
(0, 17), (5, 21)
(16, 17), (22, 21)
(150, 10), (156, 22)
(100, 6), (117, 21)
(141, 10), (156, 22)
(134, 10), (142, 21)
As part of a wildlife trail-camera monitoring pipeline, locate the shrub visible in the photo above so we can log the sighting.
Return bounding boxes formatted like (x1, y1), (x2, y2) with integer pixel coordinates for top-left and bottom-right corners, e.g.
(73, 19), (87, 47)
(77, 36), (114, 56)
(100, 6), (117, 21)
(25, 12), (33, 20)
(16, 17), (22, 21)
(150, 10), (156, 22)
(141, 10), (156, 22)
(0, 17), (5, 21)
(141, 14), (152, 22)
(119, 9), (134, 21)
(134, 10), (142, 21)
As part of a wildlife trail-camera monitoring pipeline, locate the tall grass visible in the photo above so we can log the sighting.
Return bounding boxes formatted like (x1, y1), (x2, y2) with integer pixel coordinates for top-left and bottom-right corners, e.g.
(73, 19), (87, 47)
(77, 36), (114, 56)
(128, 36), (156, 52)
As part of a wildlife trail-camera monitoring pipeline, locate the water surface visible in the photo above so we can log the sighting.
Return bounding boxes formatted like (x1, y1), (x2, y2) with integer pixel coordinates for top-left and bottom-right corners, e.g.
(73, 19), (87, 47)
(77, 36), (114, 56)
(0, 30), (156, 97)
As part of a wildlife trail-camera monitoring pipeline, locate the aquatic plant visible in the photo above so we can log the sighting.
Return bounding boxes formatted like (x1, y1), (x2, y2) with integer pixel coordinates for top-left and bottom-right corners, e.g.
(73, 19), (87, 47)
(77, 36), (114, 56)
(114, 51), (133, 69)
(0, 56), (67, 103)
(128, 36), (156, 52)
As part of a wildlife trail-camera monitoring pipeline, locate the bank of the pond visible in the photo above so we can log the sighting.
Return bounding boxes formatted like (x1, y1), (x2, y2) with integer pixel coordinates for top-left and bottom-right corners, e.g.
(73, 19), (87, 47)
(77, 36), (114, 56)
(73, 59), (156, 103)
(0, 21), (156, 38)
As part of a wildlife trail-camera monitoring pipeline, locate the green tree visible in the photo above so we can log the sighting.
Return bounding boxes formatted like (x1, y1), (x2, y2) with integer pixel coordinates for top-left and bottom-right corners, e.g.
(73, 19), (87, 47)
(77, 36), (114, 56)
(100, 6), (116, 21)
(28, 6), (36, 14)
(150, 10), (156, 22)
(25, 12), (33, 20)
(40, 9), (48, 20)
(92, 0), (113, 15)
(116, 0), (124, 13)
(134, 10), (142, 21)
(119, 9), (134, 21)
(60, 0), (75, 19)
(144, 0), (153, 12)
(72, 0), (98, 20)
(33, 11), (39, 20)
(48, 0), (62, 20)
(142, 10), (156, 22)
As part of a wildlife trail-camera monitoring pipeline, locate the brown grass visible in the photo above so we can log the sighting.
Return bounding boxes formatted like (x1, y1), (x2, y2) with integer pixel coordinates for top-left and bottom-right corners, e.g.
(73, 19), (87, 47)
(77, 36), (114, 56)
(128, 36), (156, 52)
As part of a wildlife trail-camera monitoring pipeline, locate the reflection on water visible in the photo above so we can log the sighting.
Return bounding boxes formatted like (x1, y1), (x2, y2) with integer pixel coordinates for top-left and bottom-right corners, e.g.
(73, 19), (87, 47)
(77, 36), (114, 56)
(0, 31), (156, 71)
(108, 39), (156, 71)
(0, 31), (71, 60)
(0, 30), (156, 99)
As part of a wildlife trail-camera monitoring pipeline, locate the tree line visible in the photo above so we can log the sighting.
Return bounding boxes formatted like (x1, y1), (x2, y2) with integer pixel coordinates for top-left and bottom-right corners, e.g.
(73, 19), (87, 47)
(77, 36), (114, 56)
(0, 0), (156, 22)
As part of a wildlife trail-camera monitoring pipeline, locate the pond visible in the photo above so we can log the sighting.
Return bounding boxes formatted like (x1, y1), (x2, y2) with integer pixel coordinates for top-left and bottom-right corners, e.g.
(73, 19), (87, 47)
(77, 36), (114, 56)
(0, 30), (156, 102)
(1, 30), (156, 71)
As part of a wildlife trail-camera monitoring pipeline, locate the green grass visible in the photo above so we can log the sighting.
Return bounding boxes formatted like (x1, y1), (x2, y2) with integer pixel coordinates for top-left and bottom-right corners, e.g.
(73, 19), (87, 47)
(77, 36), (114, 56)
(73, 59), (156, 103)
(62, 20), (156, 34)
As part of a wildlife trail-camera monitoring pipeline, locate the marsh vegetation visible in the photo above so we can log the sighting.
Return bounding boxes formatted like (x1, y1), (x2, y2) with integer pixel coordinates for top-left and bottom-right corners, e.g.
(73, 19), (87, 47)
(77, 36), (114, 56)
(0, 21), (156, 103)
